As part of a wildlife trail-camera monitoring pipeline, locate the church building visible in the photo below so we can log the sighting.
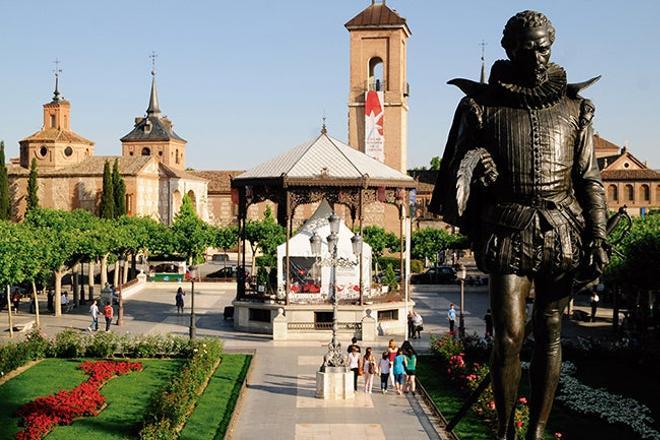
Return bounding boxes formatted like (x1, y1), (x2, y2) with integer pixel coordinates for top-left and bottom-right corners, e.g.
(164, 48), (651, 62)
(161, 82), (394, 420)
(7, 70), (208, 223)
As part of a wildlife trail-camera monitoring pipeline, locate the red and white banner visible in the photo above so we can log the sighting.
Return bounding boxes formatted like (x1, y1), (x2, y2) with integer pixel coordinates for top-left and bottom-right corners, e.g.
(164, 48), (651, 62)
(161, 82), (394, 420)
(364, 90), (384, 162)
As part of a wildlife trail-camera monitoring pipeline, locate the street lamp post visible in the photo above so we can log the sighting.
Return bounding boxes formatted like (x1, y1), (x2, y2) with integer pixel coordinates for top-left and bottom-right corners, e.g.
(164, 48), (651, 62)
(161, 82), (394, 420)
(117, 256), (125, 326)
(189, 265), (197, 340)
(310, 213), (362, 370)
(457, 264), (466, 337)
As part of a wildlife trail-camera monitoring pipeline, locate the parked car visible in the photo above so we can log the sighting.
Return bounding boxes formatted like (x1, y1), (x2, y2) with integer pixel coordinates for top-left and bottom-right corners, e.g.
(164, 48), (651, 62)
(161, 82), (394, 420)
(410, 265), (457, 284)
(207, 266), (238, 279)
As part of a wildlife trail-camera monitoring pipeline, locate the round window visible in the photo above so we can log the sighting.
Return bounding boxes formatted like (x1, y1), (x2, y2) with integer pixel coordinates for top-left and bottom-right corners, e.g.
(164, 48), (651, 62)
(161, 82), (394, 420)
(39, 146), (48, 157)
(64, 146), (74, 157)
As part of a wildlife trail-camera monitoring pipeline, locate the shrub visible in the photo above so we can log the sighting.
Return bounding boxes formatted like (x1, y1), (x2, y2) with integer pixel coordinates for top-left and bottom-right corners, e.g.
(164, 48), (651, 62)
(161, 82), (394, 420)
(139, 338), (223, 438)
(430, 333), (464, 363)
(255, 255), (276, 268)
(383, 264), (398, 291)
(410, 259), (424, 273)
(86, 331), (121, 358)
(52, 329), (87, 358)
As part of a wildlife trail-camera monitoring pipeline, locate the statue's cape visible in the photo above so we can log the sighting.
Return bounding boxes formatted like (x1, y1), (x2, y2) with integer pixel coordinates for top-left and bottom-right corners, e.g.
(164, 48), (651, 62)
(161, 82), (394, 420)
(428, 61), (600, 229)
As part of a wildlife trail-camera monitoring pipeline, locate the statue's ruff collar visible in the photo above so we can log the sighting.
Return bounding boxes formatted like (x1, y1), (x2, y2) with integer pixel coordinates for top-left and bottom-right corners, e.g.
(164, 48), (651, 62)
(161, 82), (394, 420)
(489, 60), (567, 109)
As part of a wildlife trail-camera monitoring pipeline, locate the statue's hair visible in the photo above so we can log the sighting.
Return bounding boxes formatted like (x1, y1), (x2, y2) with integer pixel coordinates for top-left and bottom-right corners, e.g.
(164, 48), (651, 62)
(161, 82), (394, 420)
(501, 10), (555, 51)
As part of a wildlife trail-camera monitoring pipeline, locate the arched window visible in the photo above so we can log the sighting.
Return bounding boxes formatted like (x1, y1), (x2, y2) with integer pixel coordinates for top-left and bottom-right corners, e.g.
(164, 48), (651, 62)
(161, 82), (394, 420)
(624, 184), (634, 201)
(607, 185), (618, 202)
(141, 147), (151, 156)
(640, 184), (650, 202)
(50, 114), (56, 128)
(368, 57), (384, 91)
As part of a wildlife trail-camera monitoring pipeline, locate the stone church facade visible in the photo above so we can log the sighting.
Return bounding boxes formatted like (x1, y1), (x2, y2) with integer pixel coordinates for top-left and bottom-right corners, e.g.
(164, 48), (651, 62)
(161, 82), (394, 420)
(7, 72), (208, 224)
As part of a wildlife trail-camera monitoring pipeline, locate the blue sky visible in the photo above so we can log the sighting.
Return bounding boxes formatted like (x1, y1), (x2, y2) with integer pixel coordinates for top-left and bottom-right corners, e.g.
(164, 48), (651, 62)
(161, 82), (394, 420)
(0, 0), (658, 170)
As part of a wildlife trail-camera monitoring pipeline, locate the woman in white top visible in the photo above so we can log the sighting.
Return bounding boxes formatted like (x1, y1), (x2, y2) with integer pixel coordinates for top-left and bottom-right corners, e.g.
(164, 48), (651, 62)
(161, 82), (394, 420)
(347, 345), (361, 392)
(363, 347), (376, 394)
(378, 352), (391, 393)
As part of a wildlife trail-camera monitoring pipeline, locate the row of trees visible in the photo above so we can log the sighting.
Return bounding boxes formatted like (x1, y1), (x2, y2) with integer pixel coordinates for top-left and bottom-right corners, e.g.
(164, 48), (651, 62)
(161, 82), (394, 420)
(0, 195), (239, 323)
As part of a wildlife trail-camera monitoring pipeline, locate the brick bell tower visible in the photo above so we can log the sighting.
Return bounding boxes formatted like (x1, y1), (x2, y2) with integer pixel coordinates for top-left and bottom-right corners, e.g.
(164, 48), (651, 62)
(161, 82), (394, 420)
(345, 0), (411, 173)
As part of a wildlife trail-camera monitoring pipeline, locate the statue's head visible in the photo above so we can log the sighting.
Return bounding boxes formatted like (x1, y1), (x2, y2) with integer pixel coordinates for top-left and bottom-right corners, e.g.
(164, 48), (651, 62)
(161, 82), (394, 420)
(501, 10), (555, 86)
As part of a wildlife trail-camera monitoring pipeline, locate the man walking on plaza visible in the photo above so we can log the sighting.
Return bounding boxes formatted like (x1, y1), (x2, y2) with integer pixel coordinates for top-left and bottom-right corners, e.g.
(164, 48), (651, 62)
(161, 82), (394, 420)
(89, 299), (99, 332)
(430, 11), (608, 439)
(590, 290), (600, 322)
(447, 304), (457, 334)
(103, 301), (114, 331)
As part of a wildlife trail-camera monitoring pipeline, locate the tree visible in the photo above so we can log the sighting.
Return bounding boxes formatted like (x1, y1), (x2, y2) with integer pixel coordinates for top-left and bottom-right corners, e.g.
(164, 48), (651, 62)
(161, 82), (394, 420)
(26, 158), (39, 213)
(411, 227), (455, 265)
(245, 206), (285, 274)
(112, 159), (126, 218)
(171, 195), (212, 264)
(361, 225), (399, 275)
(430, 156), (441, 170)
(99, 160), (114, 219)
(0, 141), (10, 220)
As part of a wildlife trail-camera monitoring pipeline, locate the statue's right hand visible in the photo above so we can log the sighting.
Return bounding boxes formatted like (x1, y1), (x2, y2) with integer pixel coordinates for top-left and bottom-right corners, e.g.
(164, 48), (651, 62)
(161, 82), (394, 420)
(477, 151), (498, 187)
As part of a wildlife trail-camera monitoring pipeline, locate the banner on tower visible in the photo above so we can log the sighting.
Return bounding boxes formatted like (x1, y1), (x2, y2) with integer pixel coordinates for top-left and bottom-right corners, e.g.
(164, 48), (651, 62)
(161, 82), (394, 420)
(364, 90), (384, 162)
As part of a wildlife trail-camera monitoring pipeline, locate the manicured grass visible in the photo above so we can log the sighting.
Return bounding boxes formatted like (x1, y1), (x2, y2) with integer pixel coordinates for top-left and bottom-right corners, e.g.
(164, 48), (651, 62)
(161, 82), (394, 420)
(46, 359), (184, 440)
(0, 359), (88, 439)
(179, 354), (251, 440)
(417, 357), (494, 440)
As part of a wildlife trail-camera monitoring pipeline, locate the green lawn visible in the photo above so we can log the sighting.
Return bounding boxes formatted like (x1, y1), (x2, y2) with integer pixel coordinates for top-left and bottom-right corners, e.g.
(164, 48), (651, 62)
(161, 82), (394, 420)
(0, 359), (88, 439)
(180, 354), (251, 440)
(416, 357), (494, 440)
(48, 359), (184, 440)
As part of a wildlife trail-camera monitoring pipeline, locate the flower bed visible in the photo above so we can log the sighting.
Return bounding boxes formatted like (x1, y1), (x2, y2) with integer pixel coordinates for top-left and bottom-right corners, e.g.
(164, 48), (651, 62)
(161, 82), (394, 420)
(139, 338), (223, 439)
(15, 360), (143, 440)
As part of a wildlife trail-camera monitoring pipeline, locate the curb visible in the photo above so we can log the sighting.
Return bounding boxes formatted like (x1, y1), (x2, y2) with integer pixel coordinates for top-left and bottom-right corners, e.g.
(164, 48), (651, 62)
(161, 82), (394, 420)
(224, 349), (257, 440)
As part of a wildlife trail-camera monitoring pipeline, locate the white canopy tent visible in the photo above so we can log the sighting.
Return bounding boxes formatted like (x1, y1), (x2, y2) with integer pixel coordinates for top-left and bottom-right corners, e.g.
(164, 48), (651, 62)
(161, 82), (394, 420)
(277, 200), (372, 303)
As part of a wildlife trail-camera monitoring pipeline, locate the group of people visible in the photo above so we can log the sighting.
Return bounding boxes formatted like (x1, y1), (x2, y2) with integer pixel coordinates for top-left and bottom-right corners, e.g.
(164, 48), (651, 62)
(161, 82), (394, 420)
(87, 299), (115, 332)
(346, 338), (418, 396)
(406, 310), (424, 339)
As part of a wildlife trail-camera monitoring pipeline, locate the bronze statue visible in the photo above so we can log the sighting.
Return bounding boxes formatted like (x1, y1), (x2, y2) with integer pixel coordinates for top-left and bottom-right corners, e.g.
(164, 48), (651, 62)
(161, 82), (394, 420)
(429, 11), (608, 440)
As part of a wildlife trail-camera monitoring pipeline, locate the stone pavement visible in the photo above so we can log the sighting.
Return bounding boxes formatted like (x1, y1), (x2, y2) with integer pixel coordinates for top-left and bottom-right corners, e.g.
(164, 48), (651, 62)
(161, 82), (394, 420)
(230, 344), (448, 440)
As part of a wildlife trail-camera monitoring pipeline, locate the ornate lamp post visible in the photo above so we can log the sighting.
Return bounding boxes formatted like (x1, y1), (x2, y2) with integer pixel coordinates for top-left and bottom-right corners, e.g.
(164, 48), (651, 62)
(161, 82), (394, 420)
(309, 213), (362, 370)
(117, 256), (125, 326)
(189, 265), (197, 340)
(457, 264), (466, 337)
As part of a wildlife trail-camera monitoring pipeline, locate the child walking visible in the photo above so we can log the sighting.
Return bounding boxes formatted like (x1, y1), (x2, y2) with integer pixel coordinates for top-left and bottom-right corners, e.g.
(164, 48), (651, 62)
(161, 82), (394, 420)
(363, 347), (376, 394)
(378, 352), (391, 394)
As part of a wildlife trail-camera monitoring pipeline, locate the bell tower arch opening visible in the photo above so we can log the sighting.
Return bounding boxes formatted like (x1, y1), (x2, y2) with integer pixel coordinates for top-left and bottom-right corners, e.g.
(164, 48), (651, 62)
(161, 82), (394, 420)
(368, 57), (384, 91)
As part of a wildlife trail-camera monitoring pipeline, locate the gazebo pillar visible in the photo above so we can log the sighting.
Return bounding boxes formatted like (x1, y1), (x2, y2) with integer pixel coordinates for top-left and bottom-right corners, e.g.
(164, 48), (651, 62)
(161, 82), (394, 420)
(359, 190), (364, 306)
(285, 191), (291, 305)
(399, 202), (405, 300)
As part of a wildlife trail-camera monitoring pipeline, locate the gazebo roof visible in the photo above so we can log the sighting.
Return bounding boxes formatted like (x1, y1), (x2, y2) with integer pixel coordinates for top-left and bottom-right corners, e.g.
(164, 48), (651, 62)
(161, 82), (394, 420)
(233, 132), (415, 187)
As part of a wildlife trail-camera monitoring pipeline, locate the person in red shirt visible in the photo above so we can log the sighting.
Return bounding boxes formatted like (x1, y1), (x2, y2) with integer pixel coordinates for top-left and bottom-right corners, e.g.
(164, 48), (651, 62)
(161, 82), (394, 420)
(104, 302), (114, 331)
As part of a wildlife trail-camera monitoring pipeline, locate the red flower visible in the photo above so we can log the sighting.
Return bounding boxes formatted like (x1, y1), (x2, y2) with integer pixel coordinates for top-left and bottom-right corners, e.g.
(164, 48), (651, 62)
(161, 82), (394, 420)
(518, 396), (528, 405)
(516, 421), (523, 428)
(15, 361), (142, 439)
(554, 433), (563, 439)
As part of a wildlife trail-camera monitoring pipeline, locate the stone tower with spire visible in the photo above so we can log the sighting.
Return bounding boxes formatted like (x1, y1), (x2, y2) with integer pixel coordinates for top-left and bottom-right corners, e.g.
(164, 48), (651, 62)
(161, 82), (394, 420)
(345, 0), (411, 174)
(121, 65), (187, 169)
(19, 69), (94, 168)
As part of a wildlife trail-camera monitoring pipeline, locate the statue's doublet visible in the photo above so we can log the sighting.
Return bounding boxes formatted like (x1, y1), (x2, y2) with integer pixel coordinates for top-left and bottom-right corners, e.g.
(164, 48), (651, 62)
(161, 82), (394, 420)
(431, 61), (607, 276)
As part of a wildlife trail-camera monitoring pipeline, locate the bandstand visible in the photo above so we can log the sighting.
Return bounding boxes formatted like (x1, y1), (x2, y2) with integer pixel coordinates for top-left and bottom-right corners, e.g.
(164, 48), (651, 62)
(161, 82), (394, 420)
(230, 129), (416, 339)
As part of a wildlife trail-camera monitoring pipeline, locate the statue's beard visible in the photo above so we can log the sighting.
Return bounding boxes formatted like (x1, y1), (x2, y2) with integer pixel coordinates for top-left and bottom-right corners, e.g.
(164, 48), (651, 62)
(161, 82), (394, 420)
(521, 65), (548, 87)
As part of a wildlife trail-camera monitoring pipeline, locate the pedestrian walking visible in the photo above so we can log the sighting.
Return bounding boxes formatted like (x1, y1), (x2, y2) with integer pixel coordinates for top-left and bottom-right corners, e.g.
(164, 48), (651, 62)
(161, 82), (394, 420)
(175, 287), (185, 315)
(103, 301), (114, 331)
(484, 308), (494, 338)
(402, 341), (417, 395)
(407, 310), (415, 339)
(448, 304), (457, 334)
(347, 336), (361, 354)
(378, 352), (391, 393)
(387, 339), (398, 388)
(412, 311), (424, 339)
(590, 291), (600, 322)
(89, 299), (99, 332)
(11, 291), (21, 313)
(392, 348), (407, 395)
(363, 347), (376, 394)
(347, 345), (361, 392)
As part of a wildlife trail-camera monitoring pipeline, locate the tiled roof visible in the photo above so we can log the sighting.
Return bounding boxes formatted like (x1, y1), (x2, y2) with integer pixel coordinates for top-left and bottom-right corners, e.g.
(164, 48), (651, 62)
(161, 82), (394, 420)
(159, 163), (208, 182)
(21, 128), (94, 145)
(593, 134), (620, 153)
(7, 156), (152, 177)
(345, 2), (410, 34)
(234, 132), (415, 184)
(601, 169), (660, 180)
(189, 170), (244, 193)
(120, 116), (186, 142)
(597, 154), (621, 170)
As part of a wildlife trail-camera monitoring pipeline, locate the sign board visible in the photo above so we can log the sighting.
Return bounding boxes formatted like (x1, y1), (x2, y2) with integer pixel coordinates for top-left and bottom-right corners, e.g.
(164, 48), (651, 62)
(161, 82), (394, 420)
(364, 90), (385, 162)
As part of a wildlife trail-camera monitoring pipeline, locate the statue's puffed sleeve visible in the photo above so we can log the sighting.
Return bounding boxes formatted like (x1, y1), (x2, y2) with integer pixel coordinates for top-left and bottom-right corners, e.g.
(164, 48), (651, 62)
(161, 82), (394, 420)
(574, 99), (607, 242)
(429, 96), (482, 229)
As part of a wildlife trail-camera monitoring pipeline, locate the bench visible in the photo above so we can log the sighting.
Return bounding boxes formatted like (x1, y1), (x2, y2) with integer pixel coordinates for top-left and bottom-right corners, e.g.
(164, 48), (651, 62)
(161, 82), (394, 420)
(62, 303), (75, 313)
(13, 320), (35, 333)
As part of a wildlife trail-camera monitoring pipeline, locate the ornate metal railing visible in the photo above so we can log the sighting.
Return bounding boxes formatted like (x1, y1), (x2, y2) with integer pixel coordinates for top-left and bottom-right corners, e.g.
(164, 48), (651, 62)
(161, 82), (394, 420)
(287, 322), (362, 331)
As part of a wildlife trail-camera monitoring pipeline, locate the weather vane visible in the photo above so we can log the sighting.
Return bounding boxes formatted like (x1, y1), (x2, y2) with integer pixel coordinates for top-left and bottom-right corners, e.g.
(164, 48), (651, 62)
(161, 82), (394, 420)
(52, 58), (62, 101)
(321, 110), (327, 134)
(149, 51), (158, 76)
